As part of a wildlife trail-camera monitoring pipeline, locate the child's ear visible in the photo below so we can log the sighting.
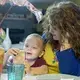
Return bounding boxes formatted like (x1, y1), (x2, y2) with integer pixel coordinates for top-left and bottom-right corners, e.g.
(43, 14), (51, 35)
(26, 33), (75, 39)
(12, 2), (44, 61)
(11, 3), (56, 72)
(39, 50), (45, 57)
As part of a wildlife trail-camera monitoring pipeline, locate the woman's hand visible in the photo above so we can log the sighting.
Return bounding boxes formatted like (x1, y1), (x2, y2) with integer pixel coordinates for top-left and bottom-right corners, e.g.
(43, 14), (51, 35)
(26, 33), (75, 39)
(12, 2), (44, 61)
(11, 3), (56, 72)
(60, 41), (72, 51)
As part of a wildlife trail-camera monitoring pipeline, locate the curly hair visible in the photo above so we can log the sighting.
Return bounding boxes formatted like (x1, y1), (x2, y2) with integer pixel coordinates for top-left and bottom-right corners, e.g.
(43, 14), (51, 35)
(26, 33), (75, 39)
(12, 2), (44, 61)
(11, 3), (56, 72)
(42, 1), (80, 59)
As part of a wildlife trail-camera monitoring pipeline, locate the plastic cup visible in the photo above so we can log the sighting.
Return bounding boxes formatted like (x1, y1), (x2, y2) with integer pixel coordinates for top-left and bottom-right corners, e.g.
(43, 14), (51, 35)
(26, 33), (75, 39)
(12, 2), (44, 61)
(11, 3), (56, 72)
(7, 64), (24, 80)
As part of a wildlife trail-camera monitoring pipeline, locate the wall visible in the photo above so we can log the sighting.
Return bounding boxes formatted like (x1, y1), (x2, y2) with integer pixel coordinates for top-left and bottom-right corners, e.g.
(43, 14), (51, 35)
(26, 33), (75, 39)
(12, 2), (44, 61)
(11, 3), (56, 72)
(0, 3), (37, 44)
(0, 0), (66, 43)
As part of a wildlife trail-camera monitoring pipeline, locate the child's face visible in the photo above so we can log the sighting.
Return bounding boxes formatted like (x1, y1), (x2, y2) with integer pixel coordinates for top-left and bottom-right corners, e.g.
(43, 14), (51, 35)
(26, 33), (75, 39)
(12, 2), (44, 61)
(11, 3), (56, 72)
(23, 36), (43, 60)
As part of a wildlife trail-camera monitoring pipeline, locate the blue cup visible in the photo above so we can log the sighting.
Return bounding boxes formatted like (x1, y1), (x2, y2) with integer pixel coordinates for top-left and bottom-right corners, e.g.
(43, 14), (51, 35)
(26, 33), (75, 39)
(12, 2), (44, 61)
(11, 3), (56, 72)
(7, 64), (24, 80)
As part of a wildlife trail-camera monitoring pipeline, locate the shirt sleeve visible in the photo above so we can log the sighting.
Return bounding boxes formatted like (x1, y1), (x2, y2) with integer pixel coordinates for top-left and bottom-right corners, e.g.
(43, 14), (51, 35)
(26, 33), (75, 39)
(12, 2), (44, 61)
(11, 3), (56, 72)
(56, 48), (79, 76)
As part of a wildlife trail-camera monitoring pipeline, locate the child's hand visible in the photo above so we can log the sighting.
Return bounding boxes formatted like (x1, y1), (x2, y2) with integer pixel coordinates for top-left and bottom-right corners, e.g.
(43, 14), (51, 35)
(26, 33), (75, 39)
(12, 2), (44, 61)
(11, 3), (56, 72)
(6, 48), (20, 56)
(13, 54), (24, 64)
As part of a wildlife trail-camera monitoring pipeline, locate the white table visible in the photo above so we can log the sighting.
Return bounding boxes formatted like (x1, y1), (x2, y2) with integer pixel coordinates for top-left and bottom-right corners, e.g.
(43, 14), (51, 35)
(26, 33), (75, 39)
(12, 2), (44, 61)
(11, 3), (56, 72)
(1, 74), (37, 80)
(1, 73), (80, 80)
(36, 74), (80, 80)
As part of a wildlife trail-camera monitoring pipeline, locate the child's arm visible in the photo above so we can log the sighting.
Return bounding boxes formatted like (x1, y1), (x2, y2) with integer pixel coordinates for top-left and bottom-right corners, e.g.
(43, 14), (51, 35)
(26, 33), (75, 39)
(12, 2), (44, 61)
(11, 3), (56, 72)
(3, 48), (20, 66)
(29, 65), (48, 75)
(24, 58), (48, 75)
(3, 52), (10, 67)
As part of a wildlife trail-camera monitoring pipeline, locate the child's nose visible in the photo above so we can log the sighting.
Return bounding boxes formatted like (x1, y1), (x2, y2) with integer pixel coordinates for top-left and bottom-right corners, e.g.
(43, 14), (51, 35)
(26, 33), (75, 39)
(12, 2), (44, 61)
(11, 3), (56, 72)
(27, 47), (32, 51)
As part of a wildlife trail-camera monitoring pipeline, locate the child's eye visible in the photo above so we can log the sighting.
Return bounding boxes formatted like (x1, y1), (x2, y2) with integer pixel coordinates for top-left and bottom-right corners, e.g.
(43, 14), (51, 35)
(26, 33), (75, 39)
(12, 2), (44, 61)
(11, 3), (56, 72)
(33, 47), (37, 49)
(25, 45), (28, 47)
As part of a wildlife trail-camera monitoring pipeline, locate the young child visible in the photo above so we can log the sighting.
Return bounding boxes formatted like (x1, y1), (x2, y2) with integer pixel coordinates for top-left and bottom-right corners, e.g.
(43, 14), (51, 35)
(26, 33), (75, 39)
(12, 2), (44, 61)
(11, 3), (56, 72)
(4, 33), (48, 75)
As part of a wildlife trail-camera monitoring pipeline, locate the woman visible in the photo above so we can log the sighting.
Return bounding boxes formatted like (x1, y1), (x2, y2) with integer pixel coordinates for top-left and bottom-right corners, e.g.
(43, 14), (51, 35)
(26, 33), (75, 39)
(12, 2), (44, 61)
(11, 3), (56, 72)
(42, 1), (80, 76)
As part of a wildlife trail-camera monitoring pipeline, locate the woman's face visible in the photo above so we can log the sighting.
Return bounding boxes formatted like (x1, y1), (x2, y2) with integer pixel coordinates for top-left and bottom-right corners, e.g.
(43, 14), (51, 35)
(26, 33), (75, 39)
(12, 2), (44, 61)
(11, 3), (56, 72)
(49, 27), (60, 41)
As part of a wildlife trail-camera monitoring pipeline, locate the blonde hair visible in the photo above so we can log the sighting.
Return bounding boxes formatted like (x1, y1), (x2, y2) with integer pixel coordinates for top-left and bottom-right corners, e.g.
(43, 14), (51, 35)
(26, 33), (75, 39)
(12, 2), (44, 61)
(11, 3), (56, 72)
(25, 33), (44, 47)
(26, 33), (43, 42)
